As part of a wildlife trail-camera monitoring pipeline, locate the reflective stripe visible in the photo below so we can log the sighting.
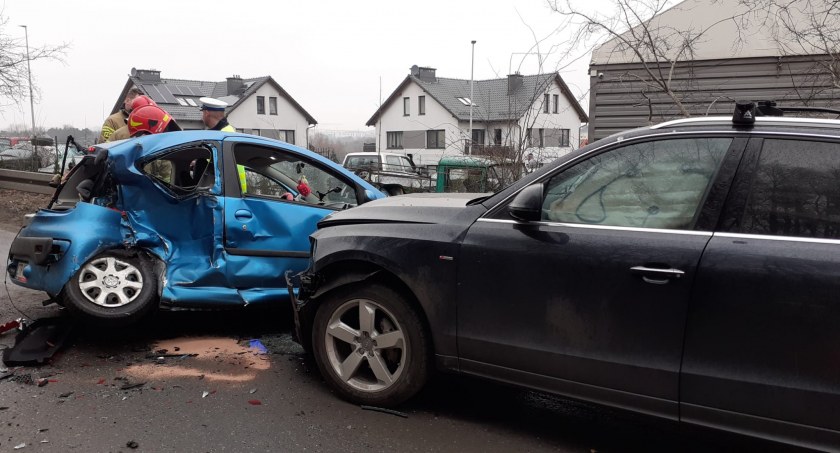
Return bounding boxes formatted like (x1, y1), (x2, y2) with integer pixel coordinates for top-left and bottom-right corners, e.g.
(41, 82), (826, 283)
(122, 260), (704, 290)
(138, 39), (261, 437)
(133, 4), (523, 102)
(221, 125), (235, 132)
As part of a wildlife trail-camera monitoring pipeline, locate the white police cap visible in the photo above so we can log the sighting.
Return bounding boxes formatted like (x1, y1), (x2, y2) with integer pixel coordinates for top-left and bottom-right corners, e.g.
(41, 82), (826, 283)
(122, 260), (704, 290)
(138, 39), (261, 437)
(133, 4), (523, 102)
(199, 97), (228, 111)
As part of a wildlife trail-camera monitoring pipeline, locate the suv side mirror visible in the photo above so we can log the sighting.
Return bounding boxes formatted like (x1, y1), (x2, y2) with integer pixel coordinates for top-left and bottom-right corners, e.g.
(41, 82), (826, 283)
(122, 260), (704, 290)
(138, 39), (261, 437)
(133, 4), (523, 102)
(508, 184), (544, 222)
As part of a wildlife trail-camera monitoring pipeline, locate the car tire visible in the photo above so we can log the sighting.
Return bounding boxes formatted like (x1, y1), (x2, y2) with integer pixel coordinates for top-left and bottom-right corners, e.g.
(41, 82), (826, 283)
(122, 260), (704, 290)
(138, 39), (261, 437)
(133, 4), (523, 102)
(63, 251), (158, 324)
(312, 283), (430, 407)
(386, 186), (405, 196)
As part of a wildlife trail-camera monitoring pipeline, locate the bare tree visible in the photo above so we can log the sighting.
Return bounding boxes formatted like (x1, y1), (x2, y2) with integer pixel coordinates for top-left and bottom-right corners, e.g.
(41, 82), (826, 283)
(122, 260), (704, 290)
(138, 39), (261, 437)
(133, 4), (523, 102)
(547, 0), (745, 117)
(739, 0), (840, 88)
(0, 11), (67, 106)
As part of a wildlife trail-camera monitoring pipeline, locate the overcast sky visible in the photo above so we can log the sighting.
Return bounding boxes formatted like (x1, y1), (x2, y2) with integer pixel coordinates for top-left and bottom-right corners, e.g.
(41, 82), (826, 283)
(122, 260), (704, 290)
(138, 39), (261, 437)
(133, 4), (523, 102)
(0, 0), (597, 132)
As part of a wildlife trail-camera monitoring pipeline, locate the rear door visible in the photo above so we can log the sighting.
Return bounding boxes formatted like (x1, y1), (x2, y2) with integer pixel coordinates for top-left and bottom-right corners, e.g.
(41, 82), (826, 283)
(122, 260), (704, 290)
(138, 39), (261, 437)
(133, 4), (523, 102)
(457, 136), (742, 418)
(221, 139), (361, 302)
(681, 137), (840, 448)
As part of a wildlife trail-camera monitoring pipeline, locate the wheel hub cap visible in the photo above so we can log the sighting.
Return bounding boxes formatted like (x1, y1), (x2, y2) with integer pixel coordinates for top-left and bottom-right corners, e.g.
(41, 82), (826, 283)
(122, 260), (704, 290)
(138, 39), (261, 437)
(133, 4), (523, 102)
(358, 335), (375, 354)
(103, 275), (120, 288)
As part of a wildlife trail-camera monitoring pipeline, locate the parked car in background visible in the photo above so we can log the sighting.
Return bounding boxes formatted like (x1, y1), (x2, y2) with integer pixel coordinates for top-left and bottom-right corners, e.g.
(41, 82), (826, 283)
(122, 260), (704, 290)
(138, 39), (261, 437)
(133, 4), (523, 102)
(7, 130), (384, 324)
(289, 102), (840, 451)
(434, 155), (524, 193)
(342, 151), (432, 195)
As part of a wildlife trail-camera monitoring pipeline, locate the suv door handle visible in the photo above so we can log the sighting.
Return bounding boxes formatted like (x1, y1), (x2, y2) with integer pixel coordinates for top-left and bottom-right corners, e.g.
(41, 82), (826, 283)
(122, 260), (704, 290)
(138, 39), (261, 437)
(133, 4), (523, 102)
(630, 266), (685, 285)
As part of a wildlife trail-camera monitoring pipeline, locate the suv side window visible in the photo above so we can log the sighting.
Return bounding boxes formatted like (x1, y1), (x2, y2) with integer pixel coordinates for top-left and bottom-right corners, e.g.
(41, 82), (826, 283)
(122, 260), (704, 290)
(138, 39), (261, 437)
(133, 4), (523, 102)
(740, 139), (840, 239)
(542, 138), (731, 229)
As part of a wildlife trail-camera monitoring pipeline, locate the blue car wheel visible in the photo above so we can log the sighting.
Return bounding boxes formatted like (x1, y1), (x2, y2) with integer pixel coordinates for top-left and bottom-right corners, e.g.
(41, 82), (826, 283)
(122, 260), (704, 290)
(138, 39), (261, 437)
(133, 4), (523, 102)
(64, 251), (158, 324)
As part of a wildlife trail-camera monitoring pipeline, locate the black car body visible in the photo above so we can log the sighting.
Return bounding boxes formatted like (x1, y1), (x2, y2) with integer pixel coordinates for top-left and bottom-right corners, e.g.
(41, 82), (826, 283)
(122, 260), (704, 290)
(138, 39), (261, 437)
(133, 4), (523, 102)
(291, 108), (840, 450)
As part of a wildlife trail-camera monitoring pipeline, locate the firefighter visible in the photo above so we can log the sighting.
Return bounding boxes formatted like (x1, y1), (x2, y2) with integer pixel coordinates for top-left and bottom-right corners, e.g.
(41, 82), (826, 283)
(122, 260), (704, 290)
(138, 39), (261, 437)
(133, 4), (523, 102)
(108, 96), (157, 142)
(99, 87), (142, 143)
(127, 105), (181, 137)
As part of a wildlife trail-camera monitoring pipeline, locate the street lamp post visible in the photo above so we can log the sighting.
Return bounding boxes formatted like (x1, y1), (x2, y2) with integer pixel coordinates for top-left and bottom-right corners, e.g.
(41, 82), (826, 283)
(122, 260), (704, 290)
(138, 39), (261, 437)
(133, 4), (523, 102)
(468, 40), (476, 156)
(19, 25), (35, 139)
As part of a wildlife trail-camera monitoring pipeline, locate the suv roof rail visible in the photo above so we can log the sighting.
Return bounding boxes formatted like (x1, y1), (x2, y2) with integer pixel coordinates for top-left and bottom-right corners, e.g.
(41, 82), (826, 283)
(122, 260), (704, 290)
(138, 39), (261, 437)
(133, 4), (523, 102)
(734, 101), (840, 126)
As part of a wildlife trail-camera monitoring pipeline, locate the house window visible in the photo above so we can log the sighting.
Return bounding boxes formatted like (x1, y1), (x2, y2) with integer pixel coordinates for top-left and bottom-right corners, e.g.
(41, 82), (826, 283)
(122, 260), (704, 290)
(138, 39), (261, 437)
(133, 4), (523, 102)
(387, 131), (403, 149)
(471, 129), (485, 146)
(269, 97), (278, 115)
(257, 96), (265, 115)
(526, 128), (544, 147)
(493, 129), (502, 145)
(418, 96), (425, 115)
(553, 94), (559, 114)
(543, 94), (550, 113)
(276, 130), (295, 145)
(559, 129), (570, 147)
(426, 130), (445, 149)
(403, 97), (410, 116)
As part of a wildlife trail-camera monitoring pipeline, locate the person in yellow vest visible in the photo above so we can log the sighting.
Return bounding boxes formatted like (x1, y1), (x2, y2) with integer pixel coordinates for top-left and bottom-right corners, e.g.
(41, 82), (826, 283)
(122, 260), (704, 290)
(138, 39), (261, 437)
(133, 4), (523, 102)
(199, 97), (246, 193)
(99, 87), (142, 143)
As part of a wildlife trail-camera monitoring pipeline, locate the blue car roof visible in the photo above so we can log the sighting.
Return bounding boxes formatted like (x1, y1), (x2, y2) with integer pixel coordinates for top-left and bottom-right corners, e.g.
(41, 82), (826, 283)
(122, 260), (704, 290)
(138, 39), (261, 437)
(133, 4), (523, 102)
(100, 131), (382, 194)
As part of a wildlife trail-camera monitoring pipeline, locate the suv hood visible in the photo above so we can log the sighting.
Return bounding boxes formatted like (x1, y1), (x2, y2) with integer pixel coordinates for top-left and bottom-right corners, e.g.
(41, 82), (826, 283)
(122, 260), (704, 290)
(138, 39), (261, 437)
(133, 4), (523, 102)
(318, 192), (484, 227)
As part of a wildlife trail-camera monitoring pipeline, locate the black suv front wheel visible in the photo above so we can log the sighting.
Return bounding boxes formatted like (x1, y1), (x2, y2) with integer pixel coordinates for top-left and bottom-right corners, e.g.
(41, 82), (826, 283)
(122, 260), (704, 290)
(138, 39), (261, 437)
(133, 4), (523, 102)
(312, 283), (430, 407)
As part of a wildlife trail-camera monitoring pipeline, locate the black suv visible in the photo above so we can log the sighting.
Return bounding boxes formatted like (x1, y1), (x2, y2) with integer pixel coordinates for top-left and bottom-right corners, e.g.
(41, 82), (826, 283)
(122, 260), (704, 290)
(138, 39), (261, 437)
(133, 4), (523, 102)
(289, 103), (840, 450)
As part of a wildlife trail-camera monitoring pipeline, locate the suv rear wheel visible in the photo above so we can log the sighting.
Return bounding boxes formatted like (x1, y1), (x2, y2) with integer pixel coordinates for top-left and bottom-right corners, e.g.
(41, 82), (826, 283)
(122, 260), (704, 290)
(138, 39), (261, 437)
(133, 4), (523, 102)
(312, 283), (430, 407)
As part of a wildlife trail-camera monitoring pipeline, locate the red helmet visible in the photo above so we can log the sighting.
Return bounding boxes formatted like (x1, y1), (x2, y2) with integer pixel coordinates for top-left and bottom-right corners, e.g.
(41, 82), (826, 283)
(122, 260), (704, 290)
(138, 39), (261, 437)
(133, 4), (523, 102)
(129, 95), (156, 112)
(128, 105), (174, 137)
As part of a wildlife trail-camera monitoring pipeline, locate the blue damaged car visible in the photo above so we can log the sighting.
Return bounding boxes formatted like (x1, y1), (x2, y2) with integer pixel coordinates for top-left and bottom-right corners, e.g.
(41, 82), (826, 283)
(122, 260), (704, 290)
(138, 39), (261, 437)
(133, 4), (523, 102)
(6, 131), (384, 324)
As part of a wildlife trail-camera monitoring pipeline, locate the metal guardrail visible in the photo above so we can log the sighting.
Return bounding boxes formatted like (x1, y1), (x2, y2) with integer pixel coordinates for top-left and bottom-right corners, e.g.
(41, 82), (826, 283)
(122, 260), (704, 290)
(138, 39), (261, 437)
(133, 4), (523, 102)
(0, 169), (55, 195)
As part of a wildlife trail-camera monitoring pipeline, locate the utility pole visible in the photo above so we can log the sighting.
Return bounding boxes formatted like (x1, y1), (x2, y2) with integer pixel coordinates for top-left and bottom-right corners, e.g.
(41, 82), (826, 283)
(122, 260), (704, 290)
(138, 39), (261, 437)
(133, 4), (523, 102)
(468, 40), (476, 156)
(19, 25), (35, 139)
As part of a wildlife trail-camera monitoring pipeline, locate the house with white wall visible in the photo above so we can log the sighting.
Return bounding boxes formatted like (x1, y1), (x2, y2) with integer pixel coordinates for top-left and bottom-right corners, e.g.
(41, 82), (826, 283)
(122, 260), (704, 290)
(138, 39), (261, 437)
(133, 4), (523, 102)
(111, 68), (316, 146)
(367, 65), (588, 167)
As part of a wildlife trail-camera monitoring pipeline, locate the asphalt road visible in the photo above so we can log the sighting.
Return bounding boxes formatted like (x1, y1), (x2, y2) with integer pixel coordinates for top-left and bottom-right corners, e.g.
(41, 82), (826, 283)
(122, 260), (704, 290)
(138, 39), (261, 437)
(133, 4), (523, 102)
(0, 222), (790, 453)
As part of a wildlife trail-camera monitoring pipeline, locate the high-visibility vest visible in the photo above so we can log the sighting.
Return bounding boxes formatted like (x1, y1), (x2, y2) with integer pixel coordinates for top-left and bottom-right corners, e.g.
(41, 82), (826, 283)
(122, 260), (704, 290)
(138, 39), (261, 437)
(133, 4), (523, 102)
(237, 164), (247, 193)
(216, 122), (245, 192)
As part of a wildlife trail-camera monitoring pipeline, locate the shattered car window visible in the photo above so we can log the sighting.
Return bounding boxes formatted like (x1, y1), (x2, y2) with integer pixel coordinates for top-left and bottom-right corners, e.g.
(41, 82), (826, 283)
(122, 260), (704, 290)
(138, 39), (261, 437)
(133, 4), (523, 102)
(141, 146), (215, 195)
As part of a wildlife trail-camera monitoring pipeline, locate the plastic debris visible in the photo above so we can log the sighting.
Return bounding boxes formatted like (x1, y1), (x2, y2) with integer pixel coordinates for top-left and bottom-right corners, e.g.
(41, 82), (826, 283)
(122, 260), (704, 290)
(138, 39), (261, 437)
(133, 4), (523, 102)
(2, 317), (74, 366)
(202, 391), (210, 398)
(249, 388), (257, 394)
(0, 319), (21, 335)
(247, 399), (262, 405)
(13, 443), (25, 449)
(248, 339), (268, 354)
(360, 405), (408, 418)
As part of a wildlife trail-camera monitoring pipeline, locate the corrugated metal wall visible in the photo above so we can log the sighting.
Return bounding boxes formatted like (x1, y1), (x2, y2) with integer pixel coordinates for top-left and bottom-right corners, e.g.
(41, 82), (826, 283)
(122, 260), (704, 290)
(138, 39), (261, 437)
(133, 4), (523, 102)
(588, 55), (840, 141)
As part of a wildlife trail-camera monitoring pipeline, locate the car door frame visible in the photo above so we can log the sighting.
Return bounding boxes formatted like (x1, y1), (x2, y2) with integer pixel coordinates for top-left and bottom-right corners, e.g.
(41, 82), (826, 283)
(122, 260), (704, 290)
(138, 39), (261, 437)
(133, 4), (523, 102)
(680, 133), (840, 450)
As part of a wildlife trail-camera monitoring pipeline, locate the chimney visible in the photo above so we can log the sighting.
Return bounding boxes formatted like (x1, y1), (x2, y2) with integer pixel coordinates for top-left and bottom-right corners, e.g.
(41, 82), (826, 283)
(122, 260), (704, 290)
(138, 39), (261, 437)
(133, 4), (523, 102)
(507, 73), (523, 94)
(227, 75), (244, 95)
(410, 65), (437, 83)
(133, 68), (161, 83)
